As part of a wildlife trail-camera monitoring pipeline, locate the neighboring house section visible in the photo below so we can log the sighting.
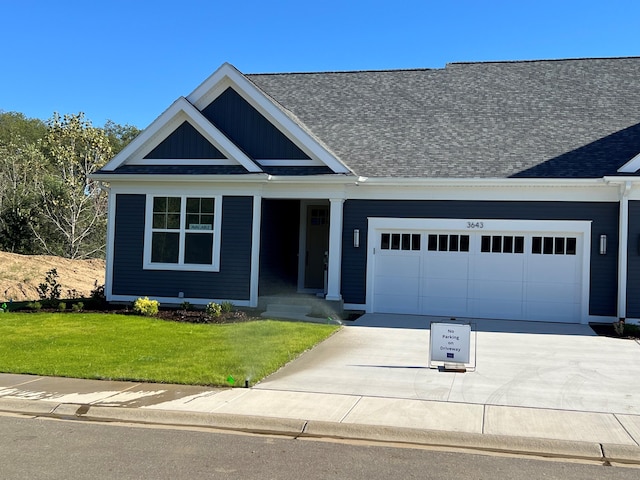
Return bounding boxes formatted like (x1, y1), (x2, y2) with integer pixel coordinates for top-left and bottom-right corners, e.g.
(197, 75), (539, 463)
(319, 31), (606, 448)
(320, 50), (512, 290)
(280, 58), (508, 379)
(92, 58), (640, 324)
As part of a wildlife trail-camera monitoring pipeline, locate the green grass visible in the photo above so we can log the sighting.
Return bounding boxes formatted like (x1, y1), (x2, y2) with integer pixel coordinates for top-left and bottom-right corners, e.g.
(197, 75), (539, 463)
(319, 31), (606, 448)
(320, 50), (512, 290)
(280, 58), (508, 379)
(0, 313), (339, 386)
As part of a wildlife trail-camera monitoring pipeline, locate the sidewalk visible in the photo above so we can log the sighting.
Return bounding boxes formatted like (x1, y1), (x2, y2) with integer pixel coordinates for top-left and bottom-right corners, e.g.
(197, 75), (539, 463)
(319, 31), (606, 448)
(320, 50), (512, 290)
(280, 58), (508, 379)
(0, 317), (639, 465)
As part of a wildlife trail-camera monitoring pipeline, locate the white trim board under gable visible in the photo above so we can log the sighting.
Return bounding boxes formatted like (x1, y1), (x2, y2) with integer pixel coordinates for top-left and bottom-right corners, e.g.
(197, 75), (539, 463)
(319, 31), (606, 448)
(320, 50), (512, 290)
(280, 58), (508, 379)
(100, 97), (262, 173)
(186, 62), (352, 174)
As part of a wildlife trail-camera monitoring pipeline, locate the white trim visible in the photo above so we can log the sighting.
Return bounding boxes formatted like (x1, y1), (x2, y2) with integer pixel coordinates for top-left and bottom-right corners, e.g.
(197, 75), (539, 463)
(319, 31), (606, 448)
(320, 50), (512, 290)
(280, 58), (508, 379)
(257, 159), (324, 166)
(143, 194), (223, 272)
(104, 190), (117, 302)
(617, 152), (640, 173)
(250, 195), (262, 308)
(109, 294), (251, 308)
(617, 182), (631, 319)
(128, 159), (237, 166)
(101, 97), (262, 173)
(186, 63), (351, 174)
(326, 198), (345, 301)
(365, 218), (592, 324)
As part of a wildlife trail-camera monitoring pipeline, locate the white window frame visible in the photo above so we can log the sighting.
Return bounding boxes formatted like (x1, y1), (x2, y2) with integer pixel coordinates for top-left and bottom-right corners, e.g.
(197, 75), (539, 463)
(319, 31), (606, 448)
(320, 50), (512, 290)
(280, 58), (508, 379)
(143, 194), (223, 272)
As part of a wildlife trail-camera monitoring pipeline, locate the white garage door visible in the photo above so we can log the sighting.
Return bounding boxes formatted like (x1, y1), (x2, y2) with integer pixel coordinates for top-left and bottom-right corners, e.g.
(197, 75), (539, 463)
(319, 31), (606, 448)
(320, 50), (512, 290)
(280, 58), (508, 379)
(370, 220), (588, 323)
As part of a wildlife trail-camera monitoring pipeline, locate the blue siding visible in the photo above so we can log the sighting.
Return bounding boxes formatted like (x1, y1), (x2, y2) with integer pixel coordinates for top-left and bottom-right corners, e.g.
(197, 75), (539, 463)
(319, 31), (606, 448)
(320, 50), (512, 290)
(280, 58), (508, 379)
(627, 201), (640, 317)
(112, 194), (252, 300)
(202, 87), (310, 160)
(342, 200), (619, 317)
(145, 121), (226, 159)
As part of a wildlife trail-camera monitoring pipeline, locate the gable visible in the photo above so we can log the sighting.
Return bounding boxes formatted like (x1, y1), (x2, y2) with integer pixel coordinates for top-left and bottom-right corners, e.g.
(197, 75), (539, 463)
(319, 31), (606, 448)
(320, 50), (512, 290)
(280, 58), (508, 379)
(145, 121), (226, 160)
(203, 87), (310, 161)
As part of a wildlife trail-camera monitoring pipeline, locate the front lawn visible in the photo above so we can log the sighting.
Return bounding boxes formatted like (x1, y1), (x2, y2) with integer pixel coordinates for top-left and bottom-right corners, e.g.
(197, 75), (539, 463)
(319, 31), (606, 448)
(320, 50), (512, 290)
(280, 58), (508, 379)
(0, 313), (339, 386)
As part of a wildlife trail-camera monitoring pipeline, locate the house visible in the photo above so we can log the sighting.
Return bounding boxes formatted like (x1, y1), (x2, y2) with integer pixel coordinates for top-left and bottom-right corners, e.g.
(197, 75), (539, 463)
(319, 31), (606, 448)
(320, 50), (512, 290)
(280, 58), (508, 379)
(92, 57), (640, 325)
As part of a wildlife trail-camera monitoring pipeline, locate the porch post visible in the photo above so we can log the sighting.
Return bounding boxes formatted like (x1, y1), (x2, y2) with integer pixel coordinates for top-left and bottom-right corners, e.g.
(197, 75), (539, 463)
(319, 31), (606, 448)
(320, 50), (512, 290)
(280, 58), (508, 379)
(326, 198), (344, 301)
(249, 194), (262, 308)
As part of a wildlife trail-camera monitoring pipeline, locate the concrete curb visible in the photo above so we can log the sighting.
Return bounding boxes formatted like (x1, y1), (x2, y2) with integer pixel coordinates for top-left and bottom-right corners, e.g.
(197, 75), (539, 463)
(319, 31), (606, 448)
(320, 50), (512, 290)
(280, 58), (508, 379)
(302, 421), (604, 460)
(2, 399), (639, 464)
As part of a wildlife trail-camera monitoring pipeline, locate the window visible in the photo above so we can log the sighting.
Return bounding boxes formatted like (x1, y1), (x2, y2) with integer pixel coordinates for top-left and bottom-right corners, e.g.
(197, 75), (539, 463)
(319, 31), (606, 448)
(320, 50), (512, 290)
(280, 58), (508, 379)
(481, 235), (524, 253)
(427, 234), (469, 252)
(380, 233), (421, 251)
(145, 195), (222, 271)
(532, 236), (576, 255)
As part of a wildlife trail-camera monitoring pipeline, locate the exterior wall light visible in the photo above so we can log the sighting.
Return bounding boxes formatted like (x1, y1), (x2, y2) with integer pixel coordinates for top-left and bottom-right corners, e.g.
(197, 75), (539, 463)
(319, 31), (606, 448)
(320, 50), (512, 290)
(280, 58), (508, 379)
(599, 234), (607, 255)
(353, 229), (360, 248)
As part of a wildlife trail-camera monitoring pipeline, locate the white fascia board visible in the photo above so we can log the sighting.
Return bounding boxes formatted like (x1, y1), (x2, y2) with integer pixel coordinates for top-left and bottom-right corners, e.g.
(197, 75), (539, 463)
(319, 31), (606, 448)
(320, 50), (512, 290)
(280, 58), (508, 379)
(356, 176), (607, 187)
(616, 152), (640, 173)
(187, 63), (351, 175)
(100, 97), (262, 173)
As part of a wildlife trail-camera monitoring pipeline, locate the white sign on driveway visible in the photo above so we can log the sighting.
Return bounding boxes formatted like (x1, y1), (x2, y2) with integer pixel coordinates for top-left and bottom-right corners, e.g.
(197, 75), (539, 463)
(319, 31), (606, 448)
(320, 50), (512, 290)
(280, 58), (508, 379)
(430, 322), (471, 364)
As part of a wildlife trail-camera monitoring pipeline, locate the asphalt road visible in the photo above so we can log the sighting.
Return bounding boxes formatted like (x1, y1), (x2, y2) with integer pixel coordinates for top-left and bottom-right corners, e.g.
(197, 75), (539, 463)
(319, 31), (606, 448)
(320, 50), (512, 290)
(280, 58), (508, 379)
(0, 414), (636, 479)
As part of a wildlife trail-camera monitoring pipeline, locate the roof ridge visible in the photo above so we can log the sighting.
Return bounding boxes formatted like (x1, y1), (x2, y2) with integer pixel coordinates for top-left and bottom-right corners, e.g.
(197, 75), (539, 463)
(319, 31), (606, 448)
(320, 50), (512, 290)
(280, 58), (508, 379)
(447, 56), (640, 67)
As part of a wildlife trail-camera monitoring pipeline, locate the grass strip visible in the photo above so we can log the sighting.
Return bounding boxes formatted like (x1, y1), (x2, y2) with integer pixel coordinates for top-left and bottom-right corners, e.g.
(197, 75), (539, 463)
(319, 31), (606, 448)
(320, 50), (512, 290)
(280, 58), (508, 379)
(0, 313), (339, 386)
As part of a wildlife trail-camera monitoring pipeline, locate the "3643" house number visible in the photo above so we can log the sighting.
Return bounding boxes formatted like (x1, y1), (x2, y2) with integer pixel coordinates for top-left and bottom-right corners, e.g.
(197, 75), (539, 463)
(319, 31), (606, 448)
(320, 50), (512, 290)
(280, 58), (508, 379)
(466, 221), (484, 229)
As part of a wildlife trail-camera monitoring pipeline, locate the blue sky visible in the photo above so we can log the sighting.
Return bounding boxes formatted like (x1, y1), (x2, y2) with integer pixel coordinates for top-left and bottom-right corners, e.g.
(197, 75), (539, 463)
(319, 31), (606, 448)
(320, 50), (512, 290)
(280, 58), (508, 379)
(2, 0), (639, 128)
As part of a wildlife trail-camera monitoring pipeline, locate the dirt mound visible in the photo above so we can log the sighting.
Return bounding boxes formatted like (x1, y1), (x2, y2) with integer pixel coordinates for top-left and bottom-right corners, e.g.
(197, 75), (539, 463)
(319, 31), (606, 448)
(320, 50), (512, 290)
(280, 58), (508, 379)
(0, 251), (105, 302)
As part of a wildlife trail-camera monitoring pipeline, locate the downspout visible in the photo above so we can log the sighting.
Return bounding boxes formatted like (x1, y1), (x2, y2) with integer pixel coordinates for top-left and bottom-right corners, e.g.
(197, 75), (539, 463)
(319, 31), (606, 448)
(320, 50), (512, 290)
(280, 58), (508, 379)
(617, 181), (631, 321)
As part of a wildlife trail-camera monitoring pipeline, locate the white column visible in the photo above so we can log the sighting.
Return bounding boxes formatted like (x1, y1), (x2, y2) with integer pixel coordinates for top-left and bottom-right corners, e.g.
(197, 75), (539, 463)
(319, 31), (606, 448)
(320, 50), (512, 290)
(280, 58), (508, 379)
(249, 195), (262, 308)
(618, 182), (631, 320)
(326, 198), (344, 301)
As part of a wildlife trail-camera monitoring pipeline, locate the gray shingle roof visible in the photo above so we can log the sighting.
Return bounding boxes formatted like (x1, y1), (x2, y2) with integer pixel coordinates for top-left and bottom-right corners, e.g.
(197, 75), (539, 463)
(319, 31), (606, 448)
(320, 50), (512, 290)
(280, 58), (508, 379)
(247, 58), (640, 178)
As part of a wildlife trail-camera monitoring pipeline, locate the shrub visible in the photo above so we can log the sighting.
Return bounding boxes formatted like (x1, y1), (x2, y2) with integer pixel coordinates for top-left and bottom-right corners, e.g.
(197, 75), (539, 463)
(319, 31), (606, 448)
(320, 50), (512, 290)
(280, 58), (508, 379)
(26, 301), (42, 311)
(133, 297), (159, 317)
(205, 302), (222, 318)
(220, 301), (234, 313)
(37, 269), (62, 303)
(179, 301), (192, 311)
(57, 302), (67, 312)
(71, 302), (84, 313)
(88, 281), (107, 310)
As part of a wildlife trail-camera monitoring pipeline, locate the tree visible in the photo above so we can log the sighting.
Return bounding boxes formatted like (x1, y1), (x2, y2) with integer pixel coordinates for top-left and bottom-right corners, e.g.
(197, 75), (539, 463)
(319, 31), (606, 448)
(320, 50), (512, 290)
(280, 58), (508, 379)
(33, 113), (113, 259)
(103, 120), (141, 155)
(0, 141), (44, 253)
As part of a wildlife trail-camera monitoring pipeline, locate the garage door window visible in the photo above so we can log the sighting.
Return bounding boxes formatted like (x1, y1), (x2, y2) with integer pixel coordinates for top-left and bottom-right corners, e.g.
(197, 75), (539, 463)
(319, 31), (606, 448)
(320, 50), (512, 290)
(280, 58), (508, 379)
(381, 233), (421, 251)
(427, 234), (469, 252)
(532, 236), (576, 255)
(480, 235), (524, 253)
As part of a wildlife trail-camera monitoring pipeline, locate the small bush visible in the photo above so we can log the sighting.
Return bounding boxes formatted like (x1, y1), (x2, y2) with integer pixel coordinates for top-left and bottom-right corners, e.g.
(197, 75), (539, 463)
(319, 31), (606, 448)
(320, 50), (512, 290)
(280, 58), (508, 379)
(71, 302), (84, 313)
(133, 297), (159, 317)
(88, 281), (107, 310)
(220, 301), (234, 313)
(57, 302), (67, 312)
(205, 302), (222, 318)
(37, 269), (62, 302)
(26, 301), (42, 311)
(179, 301), (192, 311)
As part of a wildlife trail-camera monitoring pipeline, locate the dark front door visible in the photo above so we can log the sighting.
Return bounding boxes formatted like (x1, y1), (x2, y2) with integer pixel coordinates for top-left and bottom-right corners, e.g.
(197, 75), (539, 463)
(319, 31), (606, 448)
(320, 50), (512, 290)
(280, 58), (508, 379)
(304, 205), (329, 290)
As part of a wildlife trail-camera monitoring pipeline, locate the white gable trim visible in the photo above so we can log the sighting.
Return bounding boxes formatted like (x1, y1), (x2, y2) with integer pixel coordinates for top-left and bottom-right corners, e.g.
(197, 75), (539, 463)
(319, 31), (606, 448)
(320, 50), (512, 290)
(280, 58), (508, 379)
(101, 97), (262, 173)
(186, 63), (351, 174)
(617, 152), (640, 173)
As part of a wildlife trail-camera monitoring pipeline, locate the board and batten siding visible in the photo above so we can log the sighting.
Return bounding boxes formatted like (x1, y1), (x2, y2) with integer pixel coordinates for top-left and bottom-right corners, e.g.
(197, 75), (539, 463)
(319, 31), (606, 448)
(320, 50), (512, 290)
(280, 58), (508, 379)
(112, 194), (253, 300)
(201, 87), (310, 160)
(341, 200), (619, 317)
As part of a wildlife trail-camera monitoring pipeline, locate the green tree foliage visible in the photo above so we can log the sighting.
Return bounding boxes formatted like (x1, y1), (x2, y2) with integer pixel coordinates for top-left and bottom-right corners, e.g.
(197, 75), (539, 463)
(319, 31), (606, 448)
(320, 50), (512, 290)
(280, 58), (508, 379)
(0, 111), (139, 258)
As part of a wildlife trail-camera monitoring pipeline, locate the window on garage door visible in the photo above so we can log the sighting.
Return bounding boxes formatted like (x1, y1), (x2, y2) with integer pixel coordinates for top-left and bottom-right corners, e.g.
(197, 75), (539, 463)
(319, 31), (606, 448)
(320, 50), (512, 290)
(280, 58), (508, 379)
(427, 234), (469, 252)
(480, 235), (525, 253)
(531, 236), (577, 255)
(380, 233), (421, 251)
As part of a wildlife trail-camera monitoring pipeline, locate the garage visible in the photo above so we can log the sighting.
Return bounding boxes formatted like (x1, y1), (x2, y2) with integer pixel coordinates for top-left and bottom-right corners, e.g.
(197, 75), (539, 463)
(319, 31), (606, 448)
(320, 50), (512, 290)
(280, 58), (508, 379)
(367, 218), (591, 323)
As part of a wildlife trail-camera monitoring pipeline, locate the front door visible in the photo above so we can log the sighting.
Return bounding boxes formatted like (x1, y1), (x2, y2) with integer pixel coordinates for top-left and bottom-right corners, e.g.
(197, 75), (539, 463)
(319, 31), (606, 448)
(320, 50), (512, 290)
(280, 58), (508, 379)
(304, 205), (329, 290)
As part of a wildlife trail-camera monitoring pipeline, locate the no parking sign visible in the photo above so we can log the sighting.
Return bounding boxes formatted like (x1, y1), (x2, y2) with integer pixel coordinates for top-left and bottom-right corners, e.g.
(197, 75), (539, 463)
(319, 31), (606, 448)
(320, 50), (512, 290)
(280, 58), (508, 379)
(429, 322), (472, 365)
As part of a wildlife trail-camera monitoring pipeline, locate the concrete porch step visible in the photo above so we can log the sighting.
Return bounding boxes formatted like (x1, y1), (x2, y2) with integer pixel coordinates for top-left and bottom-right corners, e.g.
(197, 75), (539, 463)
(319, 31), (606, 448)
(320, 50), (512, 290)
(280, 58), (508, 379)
(260, 300), (341, 324)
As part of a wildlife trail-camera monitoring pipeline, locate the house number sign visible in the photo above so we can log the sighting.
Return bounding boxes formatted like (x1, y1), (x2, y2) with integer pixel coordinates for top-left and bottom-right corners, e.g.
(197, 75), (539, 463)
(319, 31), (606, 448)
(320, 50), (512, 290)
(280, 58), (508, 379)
(466, 221), (484, 229)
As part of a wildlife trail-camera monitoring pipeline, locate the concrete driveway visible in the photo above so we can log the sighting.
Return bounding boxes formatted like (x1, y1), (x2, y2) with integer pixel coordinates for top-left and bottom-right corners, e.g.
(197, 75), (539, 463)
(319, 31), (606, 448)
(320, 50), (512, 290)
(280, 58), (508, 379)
(255, 314), (640, 415)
